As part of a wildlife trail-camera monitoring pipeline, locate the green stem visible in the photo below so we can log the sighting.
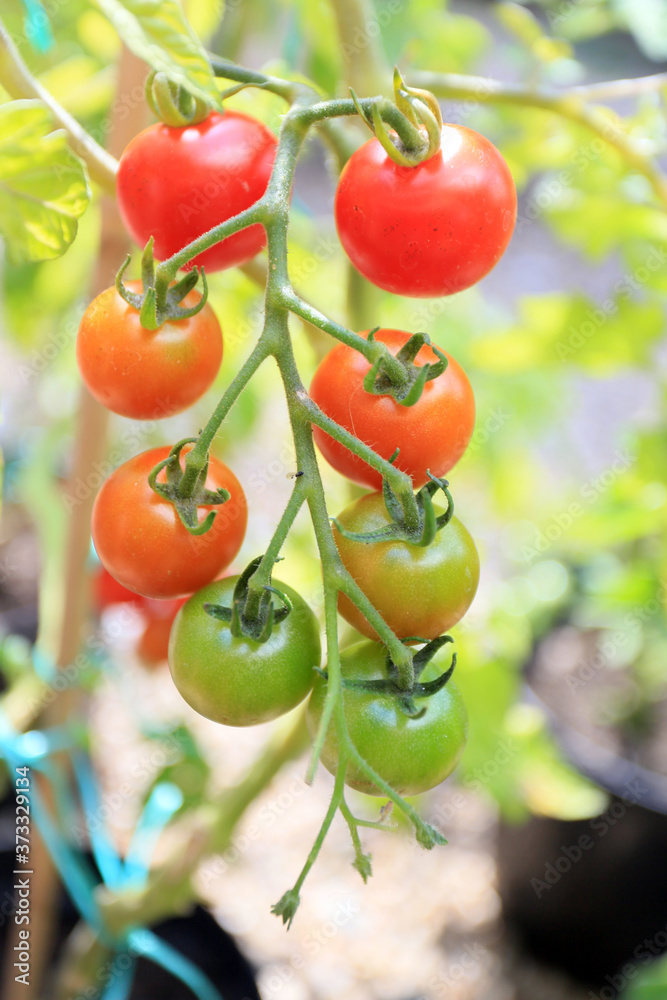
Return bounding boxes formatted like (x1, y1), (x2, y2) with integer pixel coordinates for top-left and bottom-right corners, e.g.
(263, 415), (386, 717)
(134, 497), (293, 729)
(156, 203), (266, 283)
(250, 480), (307, 590)
(342, 738), (440, 846)
(411, 69), (667, 211)
(0, 17), (118, 192)
(209, 55), (297, 101)
(288, 754), (348, 899)
(339, 797), (367, 864)
(283, 290), (408, 386)
(297, 392), (420, 529)
(178, 333), (273, 495)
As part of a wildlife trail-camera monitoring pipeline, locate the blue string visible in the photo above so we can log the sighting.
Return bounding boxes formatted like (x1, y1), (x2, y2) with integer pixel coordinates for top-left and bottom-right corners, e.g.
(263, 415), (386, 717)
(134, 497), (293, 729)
(72, 751), (125, 890)
(21, 0), (53, 53)
(0, 691), (225, 997)
(123, 782), (184, 889)
(127, 928), (224, 1000)
(100, 953), (137, 1000)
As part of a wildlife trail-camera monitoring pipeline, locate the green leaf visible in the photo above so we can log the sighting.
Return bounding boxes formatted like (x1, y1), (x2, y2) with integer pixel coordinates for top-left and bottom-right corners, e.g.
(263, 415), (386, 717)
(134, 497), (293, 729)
(91, 0), (221, 109)
(0, 101), (90, 264)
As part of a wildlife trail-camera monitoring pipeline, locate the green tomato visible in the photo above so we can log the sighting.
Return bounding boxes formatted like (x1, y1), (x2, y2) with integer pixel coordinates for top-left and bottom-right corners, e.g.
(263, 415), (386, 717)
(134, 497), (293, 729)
(168, 577), (321, 727)
(307, 640), (468, 796)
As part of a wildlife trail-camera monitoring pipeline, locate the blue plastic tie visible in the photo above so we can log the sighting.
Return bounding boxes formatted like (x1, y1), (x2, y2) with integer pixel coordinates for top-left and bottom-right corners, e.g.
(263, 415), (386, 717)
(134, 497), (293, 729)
(100, 953), (137, 1000)
(72, 751), (125, 890)
(123, 782), (184, 889)
(21, 0), (53, 52)
(127, 928), (224, 1000)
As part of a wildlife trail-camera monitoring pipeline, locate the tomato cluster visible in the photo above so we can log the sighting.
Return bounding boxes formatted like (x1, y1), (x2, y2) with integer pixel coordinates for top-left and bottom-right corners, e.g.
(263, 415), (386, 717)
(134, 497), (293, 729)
(78, 99), (515, 802)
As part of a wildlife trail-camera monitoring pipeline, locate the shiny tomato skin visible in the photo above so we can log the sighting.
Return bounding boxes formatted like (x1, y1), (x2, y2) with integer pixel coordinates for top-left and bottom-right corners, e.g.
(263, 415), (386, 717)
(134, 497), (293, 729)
(334, 492), (479, 641)
(116, 111), (277, 272)
(168, 577), (321, 726)
(334, 125), (516, 297)
(91, 446), (247, 600)
(307, 640), (468, 796)
(310, 329), (475, 489)
(76, 282), (222, 420)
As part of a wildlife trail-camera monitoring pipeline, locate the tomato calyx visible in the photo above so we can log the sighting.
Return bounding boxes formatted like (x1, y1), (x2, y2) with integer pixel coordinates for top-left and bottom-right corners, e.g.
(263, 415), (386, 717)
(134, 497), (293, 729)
(116, 238), (209, 331)
(352, 68), (443, 168)
(145, 70), (212, 127)
(203, 556), (293, 643)
(148, 438), (230, 535)
(318, 635), (457, 719)
(272, 888), (301, 929)
(363, 329), (448, 405)
(334, 471), (454, 547)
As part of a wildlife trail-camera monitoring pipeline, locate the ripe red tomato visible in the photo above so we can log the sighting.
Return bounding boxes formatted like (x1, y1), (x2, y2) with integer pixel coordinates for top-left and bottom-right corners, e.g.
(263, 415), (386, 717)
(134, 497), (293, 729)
(116, 111), (277, 272)
(92, 446), (247, 600)
(334, 491), (479, 640)
(334, 124), (516, 297)
(76, 282), (222, 420)
(93, 566), (142, 611)
(310, 329), (475, 489)
(137, 597), (188, 666)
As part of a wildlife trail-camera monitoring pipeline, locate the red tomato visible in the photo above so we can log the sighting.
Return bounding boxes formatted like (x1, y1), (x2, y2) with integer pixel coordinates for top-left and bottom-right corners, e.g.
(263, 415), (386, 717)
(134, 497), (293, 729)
(137, 597), (187, 666)
(334, 124), (517, 297)
(310, 329), (475, 489)
(76, 282), (222, 420)
(92, 446), (247, 600)
(116, 111), (277, 272)
(93, 566), (142, 611)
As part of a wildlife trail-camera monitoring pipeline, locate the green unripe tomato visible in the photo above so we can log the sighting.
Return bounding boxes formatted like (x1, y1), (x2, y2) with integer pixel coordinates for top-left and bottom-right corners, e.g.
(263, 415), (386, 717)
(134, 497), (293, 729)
(307, 640), (468, 796)
(168, 577), (321, 727)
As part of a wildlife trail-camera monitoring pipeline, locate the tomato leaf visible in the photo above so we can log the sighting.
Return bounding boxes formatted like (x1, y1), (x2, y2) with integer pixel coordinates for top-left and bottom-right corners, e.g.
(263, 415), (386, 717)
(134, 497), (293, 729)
(0, 100), (90, 263)
(91, 0), (222, 109)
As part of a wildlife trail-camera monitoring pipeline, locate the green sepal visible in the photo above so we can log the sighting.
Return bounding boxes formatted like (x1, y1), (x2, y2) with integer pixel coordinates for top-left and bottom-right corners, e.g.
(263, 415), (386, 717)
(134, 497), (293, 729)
(362, 332), (448, 406)
(146, 70), (211, 127)
(115, 238), (209, 331)
(328, 635), (457, 719)
(147, 438), (230, 536)
(415, 821), (447, 850)
(352, 851), (373, 883)
(333, 473), (454, 547)
(271, 888), (301, 928)
(203, 556), (292, 643)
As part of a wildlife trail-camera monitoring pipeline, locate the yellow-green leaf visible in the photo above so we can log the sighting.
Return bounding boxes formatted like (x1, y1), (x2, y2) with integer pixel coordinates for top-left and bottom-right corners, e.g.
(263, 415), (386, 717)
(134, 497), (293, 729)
(0, 101), (90, 263)
(91, 0), (221, 109)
